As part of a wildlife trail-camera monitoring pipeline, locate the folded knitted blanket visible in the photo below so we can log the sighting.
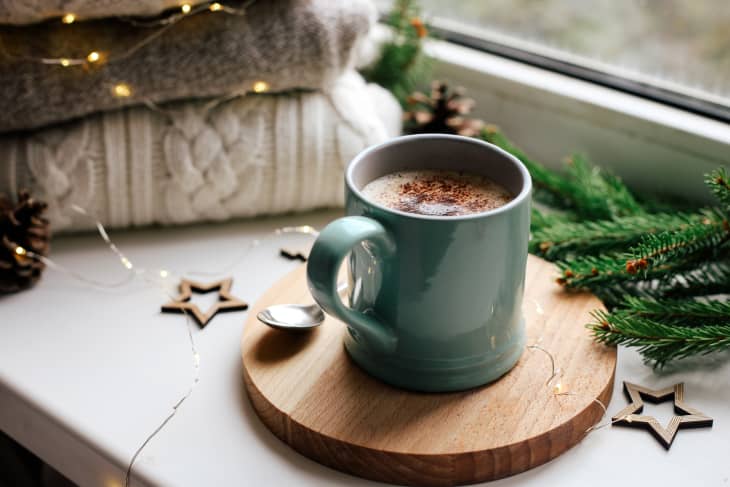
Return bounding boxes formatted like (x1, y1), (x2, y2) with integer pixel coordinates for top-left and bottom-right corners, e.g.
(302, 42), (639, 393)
(0, 0), (376, 132)
(0, 0), (209, 24)
(0, 72), (402, 233)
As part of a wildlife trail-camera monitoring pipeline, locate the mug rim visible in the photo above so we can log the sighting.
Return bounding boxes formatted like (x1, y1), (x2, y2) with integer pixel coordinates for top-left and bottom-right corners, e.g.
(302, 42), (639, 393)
(345, 134), (533, 221)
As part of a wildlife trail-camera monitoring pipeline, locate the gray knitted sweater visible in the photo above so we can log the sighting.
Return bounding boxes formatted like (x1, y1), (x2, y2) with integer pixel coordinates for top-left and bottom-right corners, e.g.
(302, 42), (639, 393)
(0, 0), (209, 24)
(0, 0), (376, 132)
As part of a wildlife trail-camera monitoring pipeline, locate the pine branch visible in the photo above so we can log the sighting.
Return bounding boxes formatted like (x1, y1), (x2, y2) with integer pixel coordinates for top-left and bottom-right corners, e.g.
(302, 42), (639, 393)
(531, 210), (710, 260)
(420, 87), (729, 365)
(479, 127), (643, 220)
(707, 167), (730, 212)
(556, 252), (695, 290)
(393, 81), (729, 365)
(557, 209), (730, 289)
(590, 282), (661, 309)
(664, 259), (730, 298)
(626, 208), (730, 271)
(590, 311), (730, 366)
(479, 127), (576, 210)
(361, 0), (431, 105)
(615, 296), (730, 326)
(635, 192), (697, 214)
(565, 154), (644, 219)
(590, 259), (730, 306)
(530, 207), (578, 231)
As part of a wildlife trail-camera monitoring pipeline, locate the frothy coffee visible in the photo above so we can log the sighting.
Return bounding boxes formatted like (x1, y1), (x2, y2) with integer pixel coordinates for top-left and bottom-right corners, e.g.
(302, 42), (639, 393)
(361, 169), (513, 217)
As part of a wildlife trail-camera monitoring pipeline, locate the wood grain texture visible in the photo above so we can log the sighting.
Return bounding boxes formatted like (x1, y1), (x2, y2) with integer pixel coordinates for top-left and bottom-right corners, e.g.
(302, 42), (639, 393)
(161, 277), (248, 327)
(241, 255), (616, 486)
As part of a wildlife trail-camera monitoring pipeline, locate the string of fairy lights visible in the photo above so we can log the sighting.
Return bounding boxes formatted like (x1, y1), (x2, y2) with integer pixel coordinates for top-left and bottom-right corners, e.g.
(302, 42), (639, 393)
(0, 0), (272, 99)
(0, 0), (679, 472)
(527, 343), (616, 434)
(11, 208), (623, 486)
(13, 210), (318, 487)
(1, 5), (296, 473)
(0, 0), (617, 479)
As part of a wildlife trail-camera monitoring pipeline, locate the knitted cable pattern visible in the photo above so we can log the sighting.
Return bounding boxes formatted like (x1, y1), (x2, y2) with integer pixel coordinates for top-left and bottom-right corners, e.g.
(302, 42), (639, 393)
(0, 72), (401, 232)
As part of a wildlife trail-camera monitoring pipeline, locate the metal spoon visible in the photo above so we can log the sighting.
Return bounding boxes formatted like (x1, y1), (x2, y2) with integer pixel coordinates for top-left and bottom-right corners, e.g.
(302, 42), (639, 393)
(257, 304), (325, 332)
(257, 281), (348, 332)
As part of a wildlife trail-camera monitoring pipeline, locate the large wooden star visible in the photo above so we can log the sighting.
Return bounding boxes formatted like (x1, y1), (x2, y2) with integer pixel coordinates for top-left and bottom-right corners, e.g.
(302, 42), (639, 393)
(161, 278), (248, 327)
(612, 381), (713, 449)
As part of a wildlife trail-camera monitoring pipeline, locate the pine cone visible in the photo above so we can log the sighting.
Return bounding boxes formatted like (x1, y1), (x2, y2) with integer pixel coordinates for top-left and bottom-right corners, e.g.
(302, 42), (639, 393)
(404, 81), (484, 136)
(0, 191), (50, 293)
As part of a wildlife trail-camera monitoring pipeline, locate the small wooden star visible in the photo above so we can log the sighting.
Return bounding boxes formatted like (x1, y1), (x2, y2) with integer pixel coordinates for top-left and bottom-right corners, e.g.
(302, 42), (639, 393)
(280, 244), (311, 262)
(612, 381), (713, 449)
(161, 278), (248, 327)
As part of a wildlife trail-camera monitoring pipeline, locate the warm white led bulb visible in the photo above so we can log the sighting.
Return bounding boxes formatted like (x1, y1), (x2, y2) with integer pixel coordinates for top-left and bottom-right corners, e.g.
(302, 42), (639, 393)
(87, 51), (100, 63)
(59, 58), (71, 67)
(252, 80), (269, 93)
(15, 246), (26, 256)
(181, 3), (192, 13)
(209, 2), (222, 11)
(61, 13), (76, 24)
(112, 83), (132, 98)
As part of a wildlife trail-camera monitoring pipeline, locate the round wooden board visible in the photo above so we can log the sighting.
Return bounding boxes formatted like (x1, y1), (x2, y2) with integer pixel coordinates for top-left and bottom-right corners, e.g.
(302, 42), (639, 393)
(241, 255), (616, 486)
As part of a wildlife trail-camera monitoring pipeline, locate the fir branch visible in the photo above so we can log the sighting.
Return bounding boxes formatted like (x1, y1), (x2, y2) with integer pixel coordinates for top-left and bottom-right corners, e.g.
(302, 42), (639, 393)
(479, 127), (575, 210)
(626, 208), (730, 272)
(590, 311), (730, 366)
(412, 84), (729, 365)
(555, 248), (720, 290)
(532, 210), (710, 260)
(361, 0), (431, 105)
(664, 260), (730, 298)
(557, 209), (729, 290)
(530, 207), (578, 231)
(590, 282), (659, 309)
(594, 259), (730, 304)
(556, 253), (629, 288)
(707, 167), (730, 212)
(635, 192), (697, 214)
(565, 154), (644, 219)
(615, 296), (730, 326)
(393, 80), (729, 365)
(479, 127), (643, 220)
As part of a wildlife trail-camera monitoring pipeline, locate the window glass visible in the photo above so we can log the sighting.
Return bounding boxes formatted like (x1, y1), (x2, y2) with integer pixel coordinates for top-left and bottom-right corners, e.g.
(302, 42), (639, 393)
(404, 0), (730, 109)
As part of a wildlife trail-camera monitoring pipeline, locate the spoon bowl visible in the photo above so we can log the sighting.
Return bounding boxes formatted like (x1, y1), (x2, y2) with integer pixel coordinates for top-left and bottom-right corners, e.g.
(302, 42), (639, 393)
(257, 304), (325, 332)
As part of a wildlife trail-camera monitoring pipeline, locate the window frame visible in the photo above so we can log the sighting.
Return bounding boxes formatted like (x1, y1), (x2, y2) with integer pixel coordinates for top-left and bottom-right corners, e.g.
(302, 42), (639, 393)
(427, 18), (730, 124)
(400, 25), (730, 203)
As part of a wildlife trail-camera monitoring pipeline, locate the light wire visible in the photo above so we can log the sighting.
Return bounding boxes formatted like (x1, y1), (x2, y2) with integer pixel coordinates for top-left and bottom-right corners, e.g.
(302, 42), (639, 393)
(14, 208), (317, 486)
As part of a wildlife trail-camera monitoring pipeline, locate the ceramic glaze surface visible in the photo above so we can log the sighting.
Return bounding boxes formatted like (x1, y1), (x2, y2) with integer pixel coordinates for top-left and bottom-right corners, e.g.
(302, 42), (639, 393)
(307, 134), (531, 392)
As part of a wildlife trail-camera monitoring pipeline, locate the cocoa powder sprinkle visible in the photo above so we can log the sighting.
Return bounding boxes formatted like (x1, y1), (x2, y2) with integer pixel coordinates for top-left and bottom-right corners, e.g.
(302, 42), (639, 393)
(362, 170), (514, 217)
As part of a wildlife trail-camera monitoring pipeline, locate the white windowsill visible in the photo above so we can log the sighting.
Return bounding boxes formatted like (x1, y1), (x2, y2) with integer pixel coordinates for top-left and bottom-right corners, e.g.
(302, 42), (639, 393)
(1, 30), (729, 487)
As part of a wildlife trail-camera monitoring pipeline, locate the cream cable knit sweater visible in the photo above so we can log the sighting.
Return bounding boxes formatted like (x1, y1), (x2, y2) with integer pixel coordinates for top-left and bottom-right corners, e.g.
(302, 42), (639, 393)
(0, 0), (376, 132)
(0, 72), (402, 233)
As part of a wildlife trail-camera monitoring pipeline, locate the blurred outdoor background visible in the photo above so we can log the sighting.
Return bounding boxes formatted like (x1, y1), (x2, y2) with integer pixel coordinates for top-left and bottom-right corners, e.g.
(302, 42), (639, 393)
(405, 0), (730, 107)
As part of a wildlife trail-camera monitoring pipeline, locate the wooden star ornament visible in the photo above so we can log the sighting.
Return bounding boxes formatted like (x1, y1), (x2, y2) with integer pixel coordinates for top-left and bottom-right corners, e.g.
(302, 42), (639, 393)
(161, 278), (248, 327)
(279, 243), (312, 262)
(612, 381), (713, 449)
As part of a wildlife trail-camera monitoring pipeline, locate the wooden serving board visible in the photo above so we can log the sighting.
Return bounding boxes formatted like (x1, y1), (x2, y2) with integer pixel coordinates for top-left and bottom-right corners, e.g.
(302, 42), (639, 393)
(241, 255), (616, 486)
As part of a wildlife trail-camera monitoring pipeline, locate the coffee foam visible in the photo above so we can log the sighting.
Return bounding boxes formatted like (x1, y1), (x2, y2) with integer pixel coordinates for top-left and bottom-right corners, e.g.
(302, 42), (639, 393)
(361, 169), (513, 217)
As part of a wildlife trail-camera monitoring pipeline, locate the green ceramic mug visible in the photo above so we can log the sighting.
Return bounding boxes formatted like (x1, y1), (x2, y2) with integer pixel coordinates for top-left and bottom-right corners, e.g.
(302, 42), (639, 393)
(306, 134), (532, 392)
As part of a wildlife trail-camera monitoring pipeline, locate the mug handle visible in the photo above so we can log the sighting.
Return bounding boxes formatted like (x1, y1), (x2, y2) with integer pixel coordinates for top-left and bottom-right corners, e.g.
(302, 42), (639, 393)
(307, 216), (398, 354)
